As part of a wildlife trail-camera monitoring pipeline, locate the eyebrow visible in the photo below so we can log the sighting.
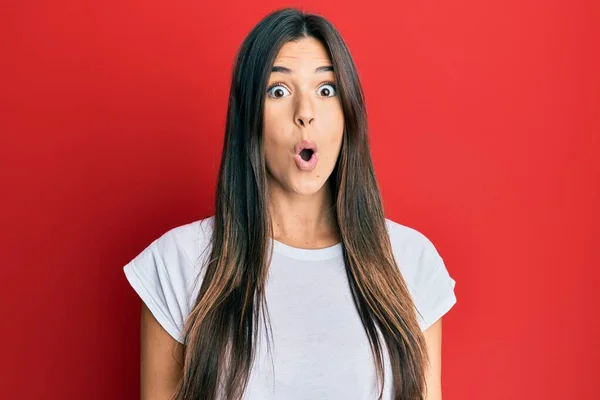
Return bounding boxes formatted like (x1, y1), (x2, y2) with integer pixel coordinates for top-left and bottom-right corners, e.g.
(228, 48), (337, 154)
(271, 65), (334, 74)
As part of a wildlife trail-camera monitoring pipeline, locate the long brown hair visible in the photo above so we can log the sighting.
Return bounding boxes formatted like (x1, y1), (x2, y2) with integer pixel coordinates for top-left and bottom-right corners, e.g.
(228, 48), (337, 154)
(174, 8), (429, 400)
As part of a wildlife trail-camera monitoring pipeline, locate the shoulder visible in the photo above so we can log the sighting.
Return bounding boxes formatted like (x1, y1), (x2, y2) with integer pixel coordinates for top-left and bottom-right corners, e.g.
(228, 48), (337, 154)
(384, 218), (457, 331)
(152, 215), (215, 270)
(384, 217), (443, 281)
(122, 215), (216, 343)
(385, 218), (439, 258)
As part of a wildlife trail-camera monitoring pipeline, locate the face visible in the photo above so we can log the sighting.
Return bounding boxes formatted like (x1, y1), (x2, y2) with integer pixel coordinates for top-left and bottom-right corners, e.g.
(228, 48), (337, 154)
(263, 37), (344, 196)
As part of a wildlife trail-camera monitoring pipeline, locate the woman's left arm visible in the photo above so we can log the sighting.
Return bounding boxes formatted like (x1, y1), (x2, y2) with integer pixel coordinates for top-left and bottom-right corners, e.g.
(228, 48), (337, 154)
(423, 317), (443, 400)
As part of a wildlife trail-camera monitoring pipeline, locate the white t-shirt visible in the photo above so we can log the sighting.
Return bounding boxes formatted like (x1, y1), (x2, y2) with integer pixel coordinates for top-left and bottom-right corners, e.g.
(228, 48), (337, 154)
(123, 215), (457, 399)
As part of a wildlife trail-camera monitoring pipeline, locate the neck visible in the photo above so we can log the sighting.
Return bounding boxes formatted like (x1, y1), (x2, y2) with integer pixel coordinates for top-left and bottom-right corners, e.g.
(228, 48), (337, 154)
(267, 178), (340, 249)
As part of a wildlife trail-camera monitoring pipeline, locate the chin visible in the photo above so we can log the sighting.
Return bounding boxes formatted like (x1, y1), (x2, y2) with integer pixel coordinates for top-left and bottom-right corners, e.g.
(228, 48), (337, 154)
(290, 176), (328, 195)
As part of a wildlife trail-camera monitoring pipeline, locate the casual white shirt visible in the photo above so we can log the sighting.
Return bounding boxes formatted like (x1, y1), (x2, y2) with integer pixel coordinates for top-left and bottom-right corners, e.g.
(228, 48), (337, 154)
(123, 215), (457, 399)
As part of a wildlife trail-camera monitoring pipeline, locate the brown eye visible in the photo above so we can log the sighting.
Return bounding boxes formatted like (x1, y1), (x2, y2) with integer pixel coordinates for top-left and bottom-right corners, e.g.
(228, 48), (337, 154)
(318, 83), (337, 97)
(267, 84), (290, 98)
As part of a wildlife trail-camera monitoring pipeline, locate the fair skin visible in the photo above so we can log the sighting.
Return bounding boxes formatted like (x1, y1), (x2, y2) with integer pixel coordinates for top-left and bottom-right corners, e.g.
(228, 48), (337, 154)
(140, 303), (183, 400)
(139, 37), (444, 400)
(263, 37), (344, 249)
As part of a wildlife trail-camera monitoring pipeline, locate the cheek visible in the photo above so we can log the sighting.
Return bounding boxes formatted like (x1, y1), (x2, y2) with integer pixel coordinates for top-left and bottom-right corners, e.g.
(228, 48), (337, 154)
(320, 103), (345, 148)
(263, 107), (292, 171)
(263, 102), (290, 140)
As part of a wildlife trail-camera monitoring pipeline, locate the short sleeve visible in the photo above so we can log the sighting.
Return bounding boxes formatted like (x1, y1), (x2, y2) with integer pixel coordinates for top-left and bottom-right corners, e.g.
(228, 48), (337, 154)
(411, 239), (457, 331)
(386, 219), (457, 332)
(123, 220), (209, 344)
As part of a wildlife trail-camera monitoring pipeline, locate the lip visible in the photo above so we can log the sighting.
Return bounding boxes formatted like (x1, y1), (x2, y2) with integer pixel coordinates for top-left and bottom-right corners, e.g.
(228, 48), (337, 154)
(294, 139), (318, 172)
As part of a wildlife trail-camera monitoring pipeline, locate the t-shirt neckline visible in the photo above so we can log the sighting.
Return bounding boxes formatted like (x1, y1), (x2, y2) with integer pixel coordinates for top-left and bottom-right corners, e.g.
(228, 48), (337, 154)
(271, 238), (343, 261)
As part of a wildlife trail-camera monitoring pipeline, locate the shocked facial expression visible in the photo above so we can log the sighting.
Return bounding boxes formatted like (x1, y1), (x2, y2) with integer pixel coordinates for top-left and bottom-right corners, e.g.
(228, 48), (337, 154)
(263, 37), (345, 196)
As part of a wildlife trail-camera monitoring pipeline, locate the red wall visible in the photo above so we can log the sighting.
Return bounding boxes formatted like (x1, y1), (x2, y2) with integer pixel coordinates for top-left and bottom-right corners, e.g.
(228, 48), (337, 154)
(2, 1), (598, 399)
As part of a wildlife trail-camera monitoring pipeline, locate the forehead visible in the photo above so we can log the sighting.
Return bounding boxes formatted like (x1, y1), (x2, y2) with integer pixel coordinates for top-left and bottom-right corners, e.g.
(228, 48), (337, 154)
(273, 37), (332, 66)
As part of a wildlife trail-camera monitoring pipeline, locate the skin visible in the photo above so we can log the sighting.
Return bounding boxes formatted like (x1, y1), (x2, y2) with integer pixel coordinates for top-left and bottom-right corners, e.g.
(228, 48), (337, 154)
(264, 37), (344, 249)
(423, 318), (443, 400)
(140, 303), (183, 400)
(139, 37), (444, 399)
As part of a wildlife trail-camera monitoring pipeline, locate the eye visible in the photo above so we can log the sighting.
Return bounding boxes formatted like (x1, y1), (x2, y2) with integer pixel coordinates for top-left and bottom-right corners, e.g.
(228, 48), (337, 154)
(267, 83), (291, 98)
(318, 82), (337, 97)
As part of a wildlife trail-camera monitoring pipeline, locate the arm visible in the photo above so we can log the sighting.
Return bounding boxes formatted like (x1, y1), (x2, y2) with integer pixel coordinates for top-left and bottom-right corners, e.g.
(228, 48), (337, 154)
(423, 317), (443, 400)
(140, 302), (184, 400)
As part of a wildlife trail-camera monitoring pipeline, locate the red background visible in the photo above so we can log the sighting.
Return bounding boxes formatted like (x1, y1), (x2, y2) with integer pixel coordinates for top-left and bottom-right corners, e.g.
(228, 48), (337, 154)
(2, 1), (599, 399)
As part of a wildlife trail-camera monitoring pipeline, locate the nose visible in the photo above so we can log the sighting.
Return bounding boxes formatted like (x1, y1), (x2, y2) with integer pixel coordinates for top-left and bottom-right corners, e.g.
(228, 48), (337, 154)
(294, 93), (315, 127)
(297, 115), (314, 127)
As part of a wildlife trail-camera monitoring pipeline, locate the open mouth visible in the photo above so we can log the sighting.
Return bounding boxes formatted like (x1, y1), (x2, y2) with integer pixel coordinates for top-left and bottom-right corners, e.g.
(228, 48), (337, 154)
(299, 148), (314, 161)
(294, 140), (318, 171)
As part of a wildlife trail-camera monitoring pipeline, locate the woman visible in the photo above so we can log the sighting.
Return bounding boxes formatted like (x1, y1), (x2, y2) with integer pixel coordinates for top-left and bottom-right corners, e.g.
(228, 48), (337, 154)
(123, 7), (457, 400)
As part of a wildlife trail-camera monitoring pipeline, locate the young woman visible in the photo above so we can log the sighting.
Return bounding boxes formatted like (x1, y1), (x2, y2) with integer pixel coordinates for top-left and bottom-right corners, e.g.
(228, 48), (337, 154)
(123, 7), (457, 400)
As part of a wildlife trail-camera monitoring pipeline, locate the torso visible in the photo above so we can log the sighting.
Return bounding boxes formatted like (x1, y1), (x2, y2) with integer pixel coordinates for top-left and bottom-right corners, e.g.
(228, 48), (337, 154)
(239, 241), (394, 400)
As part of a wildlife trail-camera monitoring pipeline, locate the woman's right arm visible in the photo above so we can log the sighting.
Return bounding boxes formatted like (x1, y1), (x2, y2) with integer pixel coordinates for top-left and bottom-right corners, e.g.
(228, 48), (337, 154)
(140, 302), (184, 400)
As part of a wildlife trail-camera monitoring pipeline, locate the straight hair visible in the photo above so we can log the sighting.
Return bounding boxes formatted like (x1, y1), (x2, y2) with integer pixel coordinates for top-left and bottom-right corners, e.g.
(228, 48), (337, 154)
(174, 8), (429, 400)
